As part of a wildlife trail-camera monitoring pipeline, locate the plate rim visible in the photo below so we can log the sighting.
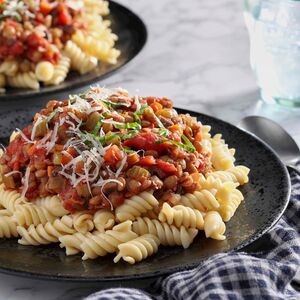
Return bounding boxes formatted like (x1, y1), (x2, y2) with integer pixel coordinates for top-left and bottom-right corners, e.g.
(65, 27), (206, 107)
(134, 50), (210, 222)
(0, 109), (291, 282)
(0, 0), (148, 102)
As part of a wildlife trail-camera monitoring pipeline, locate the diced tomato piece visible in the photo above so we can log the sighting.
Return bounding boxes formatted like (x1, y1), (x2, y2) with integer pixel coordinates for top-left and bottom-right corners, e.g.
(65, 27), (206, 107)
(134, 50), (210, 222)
(124, 132), (160, 151)
(156, 160), (177, 174)
(103, 145), (123, 166)
(57, 4), (72, 26)
(40, 1), (53, 15)
(10, 41), (24, 56)
(139, 155), (156, 166)
(26, 32), (48, 48)
(150, 102), (163, 112)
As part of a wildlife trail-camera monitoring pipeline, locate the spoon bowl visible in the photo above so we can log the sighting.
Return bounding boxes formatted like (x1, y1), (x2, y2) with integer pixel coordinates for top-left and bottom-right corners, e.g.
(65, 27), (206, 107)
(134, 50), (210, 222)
(239, 116), (300, 173)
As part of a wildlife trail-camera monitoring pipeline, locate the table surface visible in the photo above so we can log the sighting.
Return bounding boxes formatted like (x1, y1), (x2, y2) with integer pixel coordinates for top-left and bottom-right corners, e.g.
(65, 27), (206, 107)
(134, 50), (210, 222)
(1, 0), (300, 299)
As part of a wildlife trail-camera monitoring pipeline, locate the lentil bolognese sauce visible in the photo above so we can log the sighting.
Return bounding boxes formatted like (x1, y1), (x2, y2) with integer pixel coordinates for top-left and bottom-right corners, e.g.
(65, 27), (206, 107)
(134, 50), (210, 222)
(0, 87), (211, 213)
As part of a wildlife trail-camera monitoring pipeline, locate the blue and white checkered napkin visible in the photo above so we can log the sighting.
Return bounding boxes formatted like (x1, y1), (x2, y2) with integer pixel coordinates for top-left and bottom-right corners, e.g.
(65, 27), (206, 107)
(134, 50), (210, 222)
(85, 165), (300, 300)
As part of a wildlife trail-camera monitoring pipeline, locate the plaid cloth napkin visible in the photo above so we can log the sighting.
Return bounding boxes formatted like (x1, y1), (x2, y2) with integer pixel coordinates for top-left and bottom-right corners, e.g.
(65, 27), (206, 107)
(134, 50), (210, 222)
(85, 165), (300, 300)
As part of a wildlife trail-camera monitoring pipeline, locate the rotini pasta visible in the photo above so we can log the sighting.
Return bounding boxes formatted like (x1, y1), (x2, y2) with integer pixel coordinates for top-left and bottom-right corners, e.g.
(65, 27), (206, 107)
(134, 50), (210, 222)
(114, 234), (160, 264)
(132, 217), (198, 249)
(207, 165), (250, 186)
(0, 60), (18, 76)
(17, 215), (74, 246)
(72, 30), (120, 64)
(0, 209), (11, 217)
(217, 187), (244, 222)
(0, 216), (18, 238)
(83, 0), (110, 16)
(93, 209), (115, 232)
(115, 191), (159, 222)
(204, 211), (226, 240)
(72, 212), (94, 234)
(0, 184), (25, 214)
(35, 195), (69, 217)
(35, 61), (55, 82)
(64, 41), (98, 75)
(80, 221), (138, 260)
(7, 72), (40, 90)
(179, 189), (220, 212)
(45, 56), (70, 86)
(13, 203), (57, 227)
(59, 232), (87, 256)
(211, 134), (235, 170)
(158, 203), (205, 230)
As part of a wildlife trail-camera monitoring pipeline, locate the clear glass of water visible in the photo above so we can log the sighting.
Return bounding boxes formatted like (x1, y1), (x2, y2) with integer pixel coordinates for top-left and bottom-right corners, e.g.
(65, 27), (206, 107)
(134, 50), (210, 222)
(244, 0), (300, 107)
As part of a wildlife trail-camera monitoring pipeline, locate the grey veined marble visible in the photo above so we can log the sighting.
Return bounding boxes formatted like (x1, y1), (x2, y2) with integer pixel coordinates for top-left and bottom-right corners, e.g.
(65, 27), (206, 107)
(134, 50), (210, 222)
(0, 0), (299, 299)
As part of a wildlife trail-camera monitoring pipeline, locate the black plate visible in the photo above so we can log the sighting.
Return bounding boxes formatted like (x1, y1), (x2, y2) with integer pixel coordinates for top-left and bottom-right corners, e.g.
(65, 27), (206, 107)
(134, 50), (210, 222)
(0, 1), (147, 101)
(0, 109), (290, 282)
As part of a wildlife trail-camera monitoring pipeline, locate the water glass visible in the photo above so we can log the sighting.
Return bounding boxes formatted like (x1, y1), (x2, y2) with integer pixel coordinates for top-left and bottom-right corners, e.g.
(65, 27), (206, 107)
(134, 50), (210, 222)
(244, 0), (300, 107)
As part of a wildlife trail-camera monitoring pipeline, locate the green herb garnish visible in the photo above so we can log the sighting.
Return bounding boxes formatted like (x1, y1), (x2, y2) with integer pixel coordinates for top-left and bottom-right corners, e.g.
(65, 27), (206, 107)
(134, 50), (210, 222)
(181, 135), (196, 152)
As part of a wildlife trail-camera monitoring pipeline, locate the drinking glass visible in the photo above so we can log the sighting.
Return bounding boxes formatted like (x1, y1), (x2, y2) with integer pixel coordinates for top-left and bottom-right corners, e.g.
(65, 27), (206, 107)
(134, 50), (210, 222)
(244, 0), (300, 107)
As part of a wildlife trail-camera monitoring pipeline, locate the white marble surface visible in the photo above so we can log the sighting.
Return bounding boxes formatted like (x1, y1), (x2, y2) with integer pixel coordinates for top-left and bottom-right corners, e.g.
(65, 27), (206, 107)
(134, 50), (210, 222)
(1, 0), (300, 299)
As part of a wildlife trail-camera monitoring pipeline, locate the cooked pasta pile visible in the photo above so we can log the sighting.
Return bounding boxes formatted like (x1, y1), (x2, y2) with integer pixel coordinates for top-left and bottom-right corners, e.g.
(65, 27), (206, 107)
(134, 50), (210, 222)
(0, 0), (120, 92)
(0, 87), (250, 263)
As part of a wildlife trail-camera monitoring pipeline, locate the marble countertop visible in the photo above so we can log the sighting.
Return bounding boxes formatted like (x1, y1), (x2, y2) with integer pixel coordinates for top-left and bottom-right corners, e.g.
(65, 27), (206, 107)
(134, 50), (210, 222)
(1, 0), (299, 299)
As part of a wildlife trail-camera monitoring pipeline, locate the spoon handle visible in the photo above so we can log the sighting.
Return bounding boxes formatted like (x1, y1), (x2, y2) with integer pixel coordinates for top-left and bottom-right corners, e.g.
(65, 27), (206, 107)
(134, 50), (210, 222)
(287, 165), (300, 176)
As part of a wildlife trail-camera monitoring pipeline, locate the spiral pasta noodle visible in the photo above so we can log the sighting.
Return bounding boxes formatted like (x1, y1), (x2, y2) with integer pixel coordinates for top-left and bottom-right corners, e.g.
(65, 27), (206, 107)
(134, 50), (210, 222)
(0, 216), (18, 238)
(59, 232), (87, 256)
(204, 211), (226, 240)
(207, 166), (250, 186)
(211, 134), (235, 170)
(35, 195), (69, 217)
(7, 72), (40, 90)
(0, 60), (18, 76)
(115, 191), (159, 222)
(64, 40), (98, 75)
(93, 209), (115, 232)
(80, 221), (138, 260)
(0, 209), (11, 217)
(0, 184), (25, 214)
(83, 0), (109, 16)
(13, 203), (57, 227)
(72, 30), (120, 64)
(114, 234), (160, 264)
(159, 203), (205, 230)
(17, 215), (75, 245)
(72, 211), (94, 234)
(45, 56), (70, 86)
(179, 189), (220, 212)
(35, 61), (54, 82)
(217, 188), (244, 222)
(132, 217), (198, 249)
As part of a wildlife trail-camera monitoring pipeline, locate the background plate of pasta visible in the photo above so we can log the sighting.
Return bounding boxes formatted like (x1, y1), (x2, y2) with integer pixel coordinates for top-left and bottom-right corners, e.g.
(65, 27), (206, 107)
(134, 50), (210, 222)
(0, 87), (290, 282)
(0, 1), (147, 100)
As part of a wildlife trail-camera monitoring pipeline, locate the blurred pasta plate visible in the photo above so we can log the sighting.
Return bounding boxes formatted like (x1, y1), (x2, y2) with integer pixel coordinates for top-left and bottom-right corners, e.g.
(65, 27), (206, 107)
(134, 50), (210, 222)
(0, 1), (147, 101)
(0, 99), (290, 282)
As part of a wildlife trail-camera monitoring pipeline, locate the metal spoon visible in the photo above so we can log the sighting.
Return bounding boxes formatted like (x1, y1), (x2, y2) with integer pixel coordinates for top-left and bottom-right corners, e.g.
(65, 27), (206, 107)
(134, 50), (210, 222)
(238, 116), (300, 175)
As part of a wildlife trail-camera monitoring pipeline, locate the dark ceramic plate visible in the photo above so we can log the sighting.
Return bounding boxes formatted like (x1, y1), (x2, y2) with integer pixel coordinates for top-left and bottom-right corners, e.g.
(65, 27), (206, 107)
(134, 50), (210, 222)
(0, 109), (290, 283)
(0, 1), (147, 101)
